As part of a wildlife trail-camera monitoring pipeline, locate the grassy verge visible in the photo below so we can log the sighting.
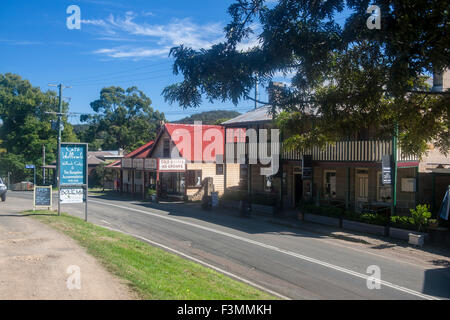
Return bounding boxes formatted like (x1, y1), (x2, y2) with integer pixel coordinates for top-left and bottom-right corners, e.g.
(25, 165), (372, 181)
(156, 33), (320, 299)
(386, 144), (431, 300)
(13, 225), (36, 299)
(25, 210), (276, 300)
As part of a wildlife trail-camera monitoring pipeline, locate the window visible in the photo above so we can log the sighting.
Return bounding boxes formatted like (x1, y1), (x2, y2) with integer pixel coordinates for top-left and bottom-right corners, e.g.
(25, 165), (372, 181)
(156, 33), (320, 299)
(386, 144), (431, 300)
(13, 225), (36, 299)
(186, 170), (202, 187)
(216, 164), (224, 175)
(135, 171), (142, 180)
(163, 138), (170, 158)
(264, 175), (272, 192)
(324, 170), (336, 198)
(377, 172), (391, 202)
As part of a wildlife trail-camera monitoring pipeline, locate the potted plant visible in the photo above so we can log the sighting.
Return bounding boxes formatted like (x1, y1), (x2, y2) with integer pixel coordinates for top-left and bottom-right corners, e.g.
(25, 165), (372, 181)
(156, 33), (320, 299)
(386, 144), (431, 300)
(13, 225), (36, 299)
(408, 204), (431, 246)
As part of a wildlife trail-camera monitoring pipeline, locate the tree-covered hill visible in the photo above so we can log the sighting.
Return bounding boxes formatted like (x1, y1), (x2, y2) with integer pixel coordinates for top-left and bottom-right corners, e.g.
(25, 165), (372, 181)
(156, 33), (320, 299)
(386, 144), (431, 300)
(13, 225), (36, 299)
(173, 110), (241, 125)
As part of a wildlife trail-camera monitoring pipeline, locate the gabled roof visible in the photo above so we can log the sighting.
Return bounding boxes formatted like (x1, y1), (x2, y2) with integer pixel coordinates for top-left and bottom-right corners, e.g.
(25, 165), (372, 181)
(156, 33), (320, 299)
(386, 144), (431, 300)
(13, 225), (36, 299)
(152, 123), (225, 162)
(124, 140), (155, 159)
(221, 106), (273, 126)
(106, 160), (121, 169)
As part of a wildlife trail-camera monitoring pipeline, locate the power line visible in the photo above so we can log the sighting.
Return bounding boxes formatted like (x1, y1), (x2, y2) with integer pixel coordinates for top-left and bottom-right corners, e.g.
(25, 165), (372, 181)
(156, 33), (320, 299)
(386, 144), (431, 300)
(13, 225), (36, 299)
(69, 67), (172, 85)
(62, 60), (172, 84)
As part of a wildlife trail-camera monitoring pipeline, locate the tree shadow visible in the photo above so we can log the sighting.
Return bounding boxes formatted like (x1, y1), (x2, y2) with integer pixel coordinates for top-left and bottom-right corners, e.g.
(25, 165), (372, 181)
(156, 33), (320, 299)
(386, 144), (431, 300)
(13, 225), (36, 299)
(422, 267), (450, 299)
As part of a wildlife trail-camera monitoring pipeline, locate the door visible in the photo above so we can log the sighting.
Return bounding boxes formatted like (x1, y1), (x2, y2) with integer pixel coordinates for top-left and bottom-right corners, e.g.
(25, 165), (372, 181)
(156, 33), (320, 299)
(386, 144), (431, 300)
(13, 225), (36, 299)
(294, 174), (303, 205)
(355, 170), (369, 211)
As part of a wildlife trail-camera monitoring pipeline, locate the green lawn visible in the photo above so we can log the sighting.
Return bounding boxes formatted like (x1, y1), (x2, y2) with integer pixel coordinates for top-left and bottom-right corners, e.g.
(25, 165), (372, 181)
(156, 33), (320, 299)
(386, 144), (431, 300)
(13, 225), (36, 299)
(26, 210), (277, 300)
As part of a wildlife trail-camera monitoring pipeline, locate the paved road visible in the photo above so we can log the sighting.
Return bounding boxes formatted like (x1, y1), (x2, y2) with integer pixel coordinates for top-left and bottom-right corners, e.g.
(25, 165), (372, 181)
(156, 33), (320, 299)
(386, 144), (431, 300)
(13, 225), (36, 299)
(4, 191), (450, 300)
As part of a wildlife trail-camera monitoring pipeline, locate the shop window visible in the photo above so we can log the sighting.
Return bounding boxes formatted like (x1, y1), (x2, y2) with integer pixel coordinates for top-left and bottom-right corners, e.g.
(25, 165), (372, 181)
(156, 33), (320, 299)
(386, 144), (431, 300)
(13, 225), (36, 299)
(377, 172), (391, 202)
(324, 170), (336, 198)
(135, 171), (142, 180)
(163, 138), (170, 158)
(216, 164), (224, 175)
(264, 175), (272, 192)
(186, 170), (202, 187)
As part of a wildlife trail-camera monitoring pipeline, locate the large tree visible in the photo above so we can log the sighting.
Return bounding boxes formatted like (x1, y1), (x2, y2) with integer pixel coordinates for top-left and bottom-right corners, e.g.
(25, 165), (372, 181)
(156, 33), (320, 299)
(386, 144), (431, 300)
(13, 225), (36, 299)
(0, 73), (78, 182)
(80, 86), (165, 152)
(163, 0), (450, 156)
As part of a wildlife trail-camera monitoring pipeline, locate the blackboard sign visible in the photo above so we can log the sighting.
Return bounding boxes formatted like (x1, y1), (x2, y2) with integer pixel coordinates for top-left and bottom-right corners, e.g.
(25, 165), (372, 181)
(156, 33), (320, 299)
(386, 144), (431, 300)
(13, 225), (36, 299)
(34, 186), (52, 209)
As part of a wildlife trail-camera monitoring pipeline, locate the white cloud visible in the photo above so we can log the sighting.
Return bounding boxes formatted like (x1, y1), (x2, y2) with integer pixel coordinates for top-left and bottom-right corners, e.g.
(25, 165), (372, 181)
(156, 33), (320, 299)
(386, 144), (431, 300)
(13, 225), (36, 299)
(93, 46), (170, 58)
(85, 12), (226, 59)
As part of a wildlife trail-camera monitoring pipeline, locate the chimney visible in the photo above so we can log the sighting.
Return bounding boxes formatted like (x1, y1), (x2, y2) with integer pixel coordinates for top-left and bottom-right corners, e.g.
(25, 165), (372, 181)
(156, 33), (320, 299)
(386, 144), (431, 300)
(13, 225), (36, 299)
(432, 68), (450, 92)
(267, 81), (285, 106)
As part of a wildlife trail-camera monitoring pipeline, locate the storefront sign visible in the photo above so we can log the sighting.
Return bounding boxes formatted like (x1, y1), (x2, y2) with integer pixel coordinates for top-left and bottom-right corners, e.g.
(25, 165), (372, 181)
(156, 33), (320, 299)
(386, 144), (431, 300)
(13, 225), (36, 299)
(302, 155), (313, 180)
(133, 159), (144, 169)
(60, 187), (84, 204)
(382, 155), (392, 185)
(159, 159), (186, 171)
(145, 159), (157, 170)
(122, 158), (132, 168)
(60, 143), (87, 186)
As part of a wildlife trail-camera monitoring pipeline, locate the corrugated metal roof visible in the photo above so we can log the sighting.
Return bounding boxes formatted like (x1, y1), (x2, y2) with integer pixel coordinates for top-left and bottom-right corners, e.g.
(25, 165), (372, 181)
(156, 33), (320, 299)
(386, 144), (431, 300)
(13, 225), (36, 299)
(221, 106), (273, 125)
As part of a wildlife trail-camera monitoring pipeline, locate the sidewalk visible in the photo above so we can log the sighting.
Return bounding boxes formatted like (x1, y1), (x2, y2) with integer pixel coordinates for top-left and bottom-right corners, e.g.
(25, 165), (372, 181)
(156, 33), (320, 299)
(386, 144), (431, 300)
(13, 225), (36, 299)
(0, 212), (136, 300)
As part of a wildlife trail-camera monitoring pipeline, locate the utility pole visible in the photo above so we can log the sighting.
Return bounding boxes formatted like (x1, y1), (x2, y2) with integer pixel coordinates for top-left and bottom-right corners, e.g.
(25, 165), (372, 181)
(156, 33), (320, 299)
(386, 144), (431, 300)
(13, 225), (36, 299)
(42, 145), (46, 185)
(48, 83), (70, 216)
(254, 75), (258, 110)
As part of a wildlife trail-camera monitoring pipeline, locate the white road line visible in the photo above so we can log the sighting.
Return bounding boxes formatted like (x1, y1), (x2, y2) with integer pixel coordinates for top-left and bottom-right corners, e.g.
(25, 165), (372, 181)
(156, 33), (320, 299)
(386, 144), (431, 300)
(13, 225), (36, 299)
(101, 219), (111, 225)
(92, 200), (440, 300)
(102, 225), (291, 300)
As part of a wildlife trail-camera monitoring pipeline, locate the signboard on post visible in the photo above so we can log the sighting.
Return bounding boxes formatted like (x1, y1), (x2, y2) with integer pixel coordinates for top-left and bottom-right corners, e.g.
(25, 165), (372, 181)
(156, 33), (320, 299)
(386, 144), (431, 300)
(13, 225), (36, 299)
(60, 144), (87, 186)
(382, 155), (392, 185)
(33, 186), (52, 211)
(59, 143), (88, 221)
(302, 155), (313, 180)
(159, 159), (186, 171)
(60, 187), (84, 204)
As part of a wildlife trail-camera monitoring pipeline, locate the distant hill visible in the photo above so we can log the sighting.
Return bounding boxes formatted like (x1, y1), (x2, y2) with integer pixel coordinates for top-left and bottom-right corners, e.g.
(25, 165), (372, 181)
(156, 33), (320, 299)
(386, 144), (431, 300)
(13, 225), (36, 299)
(173, 110), (241, 125)
(72, 124), (90, 134)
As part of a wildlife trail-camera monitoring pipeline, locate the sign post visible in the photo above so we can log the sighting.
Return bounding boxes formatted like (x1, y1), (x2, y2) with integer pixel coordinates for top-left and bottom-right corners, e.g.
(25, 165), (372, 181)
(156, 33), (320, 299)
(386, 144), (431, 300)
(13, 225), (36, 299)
(25, 164), (36, 187)
(59, 143), (88, 221)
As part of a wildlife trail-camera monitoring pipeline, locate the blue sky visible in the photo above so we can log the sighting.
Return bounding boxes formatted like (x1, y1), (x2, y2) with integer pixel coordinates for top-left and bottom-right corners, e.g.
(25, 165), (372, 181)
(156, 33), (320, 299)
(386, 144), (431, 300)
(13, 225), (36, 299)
(0, 1), (349, 123)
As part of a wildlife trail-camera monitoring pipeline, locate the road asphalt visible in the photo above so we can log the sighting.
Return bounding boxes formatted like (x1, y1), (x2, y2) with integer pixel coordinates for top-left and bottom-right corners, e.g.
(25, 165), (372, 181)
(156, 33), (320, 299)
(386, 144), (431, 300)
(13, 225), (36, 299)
(3, 191), (450, 300)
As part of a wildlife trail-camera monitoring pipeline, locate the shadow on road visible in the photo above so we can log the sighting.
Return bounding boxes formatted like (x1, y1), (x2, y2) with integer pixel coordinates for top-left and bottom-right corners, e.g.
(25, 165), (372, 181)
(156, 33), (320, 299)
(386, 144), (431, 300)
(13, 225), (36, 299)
(422, 267), (450, 299)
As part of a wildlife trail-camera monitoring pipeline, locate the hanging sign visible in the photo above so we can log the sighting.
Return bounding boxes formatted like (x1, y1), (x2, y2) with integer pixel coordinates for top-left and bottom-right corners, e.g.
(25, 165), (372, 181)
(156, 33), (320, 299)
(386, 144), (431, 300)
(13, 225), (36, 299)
(382, 155), (392, 185)
(60, 187), (84, 204)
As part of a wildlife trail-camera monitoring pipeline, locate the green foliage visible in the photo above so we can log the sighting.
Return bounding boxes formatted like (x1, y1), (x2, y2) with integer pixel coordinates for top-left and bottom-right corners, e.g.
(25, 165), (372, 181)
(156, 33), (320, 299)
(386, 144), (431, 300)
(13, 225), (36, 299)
(163, 0), (450, 157)
(174, 110), (241, 125)
(0, 73), (78, 182)
(343, 210), (388, 226)
(79, 86), (166, 152)
(91, 162), (114, 189)
(390, 215), (416, 231)
(410, 204), (432, 232)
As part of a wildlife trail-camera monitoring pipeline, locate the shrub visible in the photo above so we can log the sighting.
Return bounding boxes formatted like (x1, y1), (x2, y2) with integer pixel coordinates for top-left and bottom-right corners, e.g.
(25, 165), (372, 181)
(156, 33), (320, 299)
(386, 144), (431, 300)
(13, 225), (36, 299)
(344, 211), (388, 226)
(410, 204), (432, 232)
(390, 215), (416, 231)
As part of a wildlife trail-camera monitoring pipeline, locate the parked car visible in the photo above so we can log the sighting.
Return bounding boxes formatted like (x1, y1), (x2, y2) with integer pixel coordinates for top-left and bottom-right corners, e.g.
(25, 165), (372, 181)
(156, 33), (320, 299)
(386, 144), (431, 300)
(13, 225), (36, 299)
(0, 178), (7, 201)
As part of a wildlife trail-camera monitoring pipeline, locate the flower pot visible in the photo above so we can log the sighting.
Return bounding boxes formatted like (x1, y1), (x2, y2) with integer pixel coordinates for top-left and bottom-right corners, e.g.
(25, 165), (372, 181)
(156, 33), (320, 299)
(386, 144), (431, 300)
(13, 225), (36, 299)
(408, 233), (425, 247)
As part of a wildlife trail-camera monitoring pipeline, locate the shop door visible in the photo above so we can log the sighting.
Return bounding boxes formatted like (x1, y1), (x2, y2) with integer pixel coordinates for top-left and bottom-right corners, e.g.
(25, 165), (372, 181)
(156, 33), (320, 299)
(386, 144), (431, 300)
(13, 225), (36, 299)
(355, 171), (369, 211)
